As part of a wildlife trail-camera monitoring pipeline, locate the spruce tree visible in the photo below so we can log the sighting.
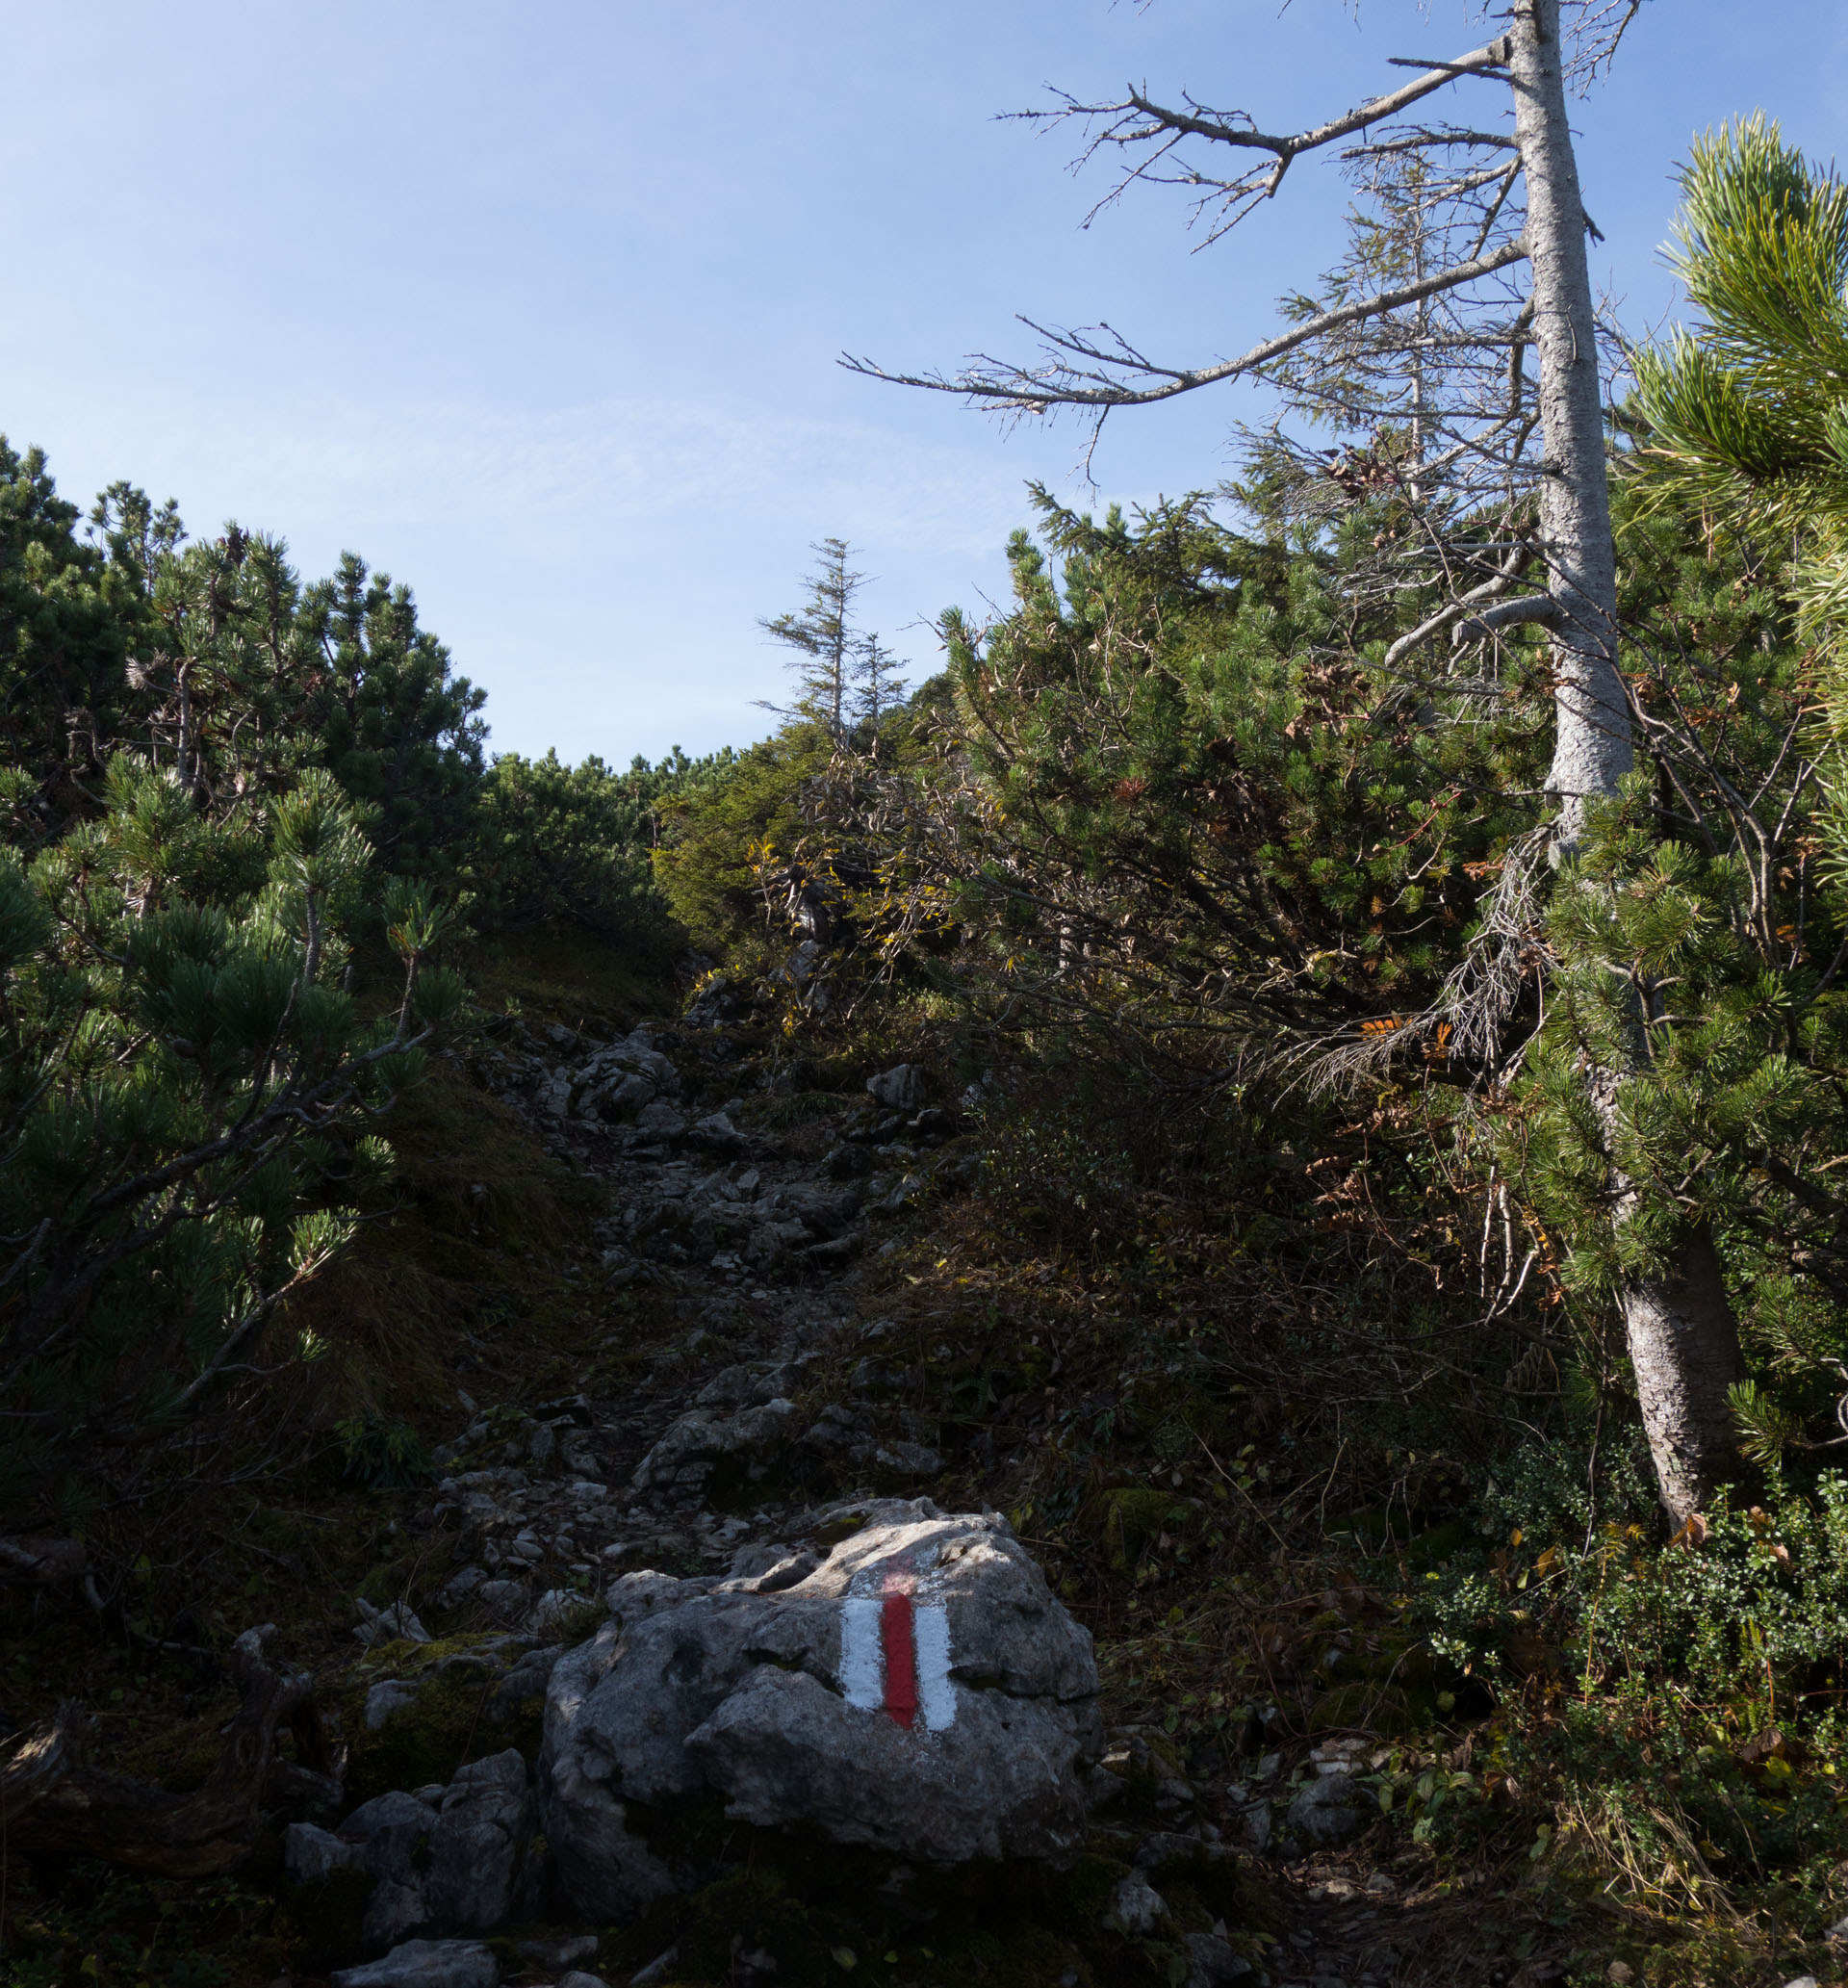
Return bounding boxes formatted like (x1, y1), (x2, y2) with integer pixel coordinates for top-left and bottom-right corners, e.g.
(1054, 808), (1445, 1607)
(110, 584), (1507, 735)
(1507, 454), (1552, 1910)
(759, 538), (865, 739)
(853, 634), (909, 732)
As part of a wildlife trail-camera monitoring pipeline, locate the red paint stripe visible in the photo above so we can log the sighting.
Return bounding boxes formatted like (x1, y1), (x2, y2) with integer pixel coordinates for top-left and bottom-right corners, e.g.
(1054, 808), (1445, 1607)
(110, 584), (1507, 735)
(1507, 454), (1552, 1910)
(880, 1589), (918, 1728)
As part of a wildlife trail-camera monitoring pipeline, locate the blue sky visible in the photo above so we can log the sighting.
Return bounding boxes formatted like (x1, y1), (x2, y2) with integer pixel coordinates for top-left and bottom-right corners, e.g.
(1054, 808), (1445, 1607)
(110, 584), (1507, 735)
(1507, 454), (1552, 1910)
(2, 1), (1844, 764)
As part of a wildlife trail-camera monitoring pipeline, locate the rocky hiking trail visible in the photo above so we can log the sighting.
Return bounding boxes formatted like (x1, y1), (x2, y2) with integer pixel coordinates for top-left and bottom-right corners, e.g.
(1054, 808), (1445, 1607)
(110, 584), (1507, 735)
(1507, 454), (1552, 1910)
(3, 998), (1571, 1988)
(270, 1002), (1553, 1988)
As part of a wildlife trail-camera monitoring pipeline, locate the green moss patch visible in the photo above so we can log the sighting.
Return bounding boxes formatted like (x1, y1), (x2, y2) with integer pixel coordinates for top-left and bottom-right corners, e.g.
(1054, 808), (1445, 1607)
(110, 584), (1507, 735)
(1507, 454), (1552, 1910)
(337, 1654), (544, 1805)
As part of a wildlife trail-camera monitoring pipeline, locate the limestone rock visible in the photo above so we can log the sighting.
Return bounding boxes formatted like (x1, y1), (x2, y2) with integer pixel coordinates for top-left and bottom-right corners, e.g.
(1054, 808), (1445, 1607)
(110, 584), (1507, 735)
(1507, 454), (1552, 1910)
(1184, 1930), (1254, 1984)
(1286, 1768), (1373, 1846)
(353, 1599), (430, 1647)
(629, 1397), (799, 1495)
(866, 1064), (924, 1109)
(423, 1749), (534, 1934)
(286, 1753), (534, 1953)
(541, 1499), (1100, 1914)
(689, 1110), (747, 1156)
(634, 1097), (687, 1142)
(1105, 1874), (1169, 1934)
(329, 1941), (500, 1988)
(364, 1680), (420, 1731)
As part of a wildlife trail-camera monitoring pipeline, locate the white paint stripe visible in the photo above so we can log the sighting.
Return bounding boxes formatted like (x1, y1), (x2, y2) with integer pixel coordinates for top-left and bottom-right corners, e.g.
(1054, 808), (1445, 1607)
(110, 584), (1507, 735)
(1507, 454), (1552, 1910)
(839, 1596), (884, 1710)
(913, 1603), (956, 1731)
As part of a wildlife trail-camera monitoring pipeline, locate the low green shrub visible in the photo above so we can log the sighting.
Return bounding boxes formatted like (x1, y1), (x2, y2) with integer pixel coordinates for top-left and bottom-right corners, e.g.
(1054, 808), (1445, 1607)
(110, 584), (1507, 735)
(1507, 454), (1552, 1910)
(1417, 1441), (1848, 1919)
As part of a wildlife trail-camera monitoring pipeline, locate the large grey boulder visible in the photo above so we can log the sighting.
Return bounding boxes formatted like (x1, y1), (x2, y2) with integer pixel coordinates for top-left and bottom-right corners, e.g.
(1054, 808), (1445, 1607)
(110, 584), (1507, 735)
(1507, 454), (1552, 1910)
(578, 1031), (681, 1122)
(283, 1751), (534, 1953)
(540, 1499), (1100, 1919)
(424, 1750), (535, 1933)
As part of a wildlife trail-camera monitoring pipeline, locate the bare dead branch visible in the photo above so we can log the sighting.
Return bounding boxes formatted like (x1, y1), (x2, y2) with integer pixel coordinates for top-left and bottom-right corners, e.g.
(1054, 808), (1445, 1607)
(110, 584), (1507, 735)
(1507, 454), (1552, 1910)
(1347, 130), (1521, 159)
(1382, 538), (1535, 669)
(1565, 0), (1650, 85)
(844, 236), (1528, 414)
(1096, 38), (1512, 173)
(1455, 594), (1564, 642)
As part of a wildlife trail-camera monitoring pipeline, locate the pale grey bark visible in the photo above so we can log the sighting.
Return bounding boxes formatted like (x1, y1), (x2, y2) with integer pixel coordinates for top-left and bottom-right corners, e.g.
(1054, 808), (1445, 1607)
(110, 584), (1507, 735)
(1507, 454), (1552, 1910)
(1507, 0), (1631, 850)
(1511, 0), (1743, 1524)
(1623, 1238), (1745, 1528)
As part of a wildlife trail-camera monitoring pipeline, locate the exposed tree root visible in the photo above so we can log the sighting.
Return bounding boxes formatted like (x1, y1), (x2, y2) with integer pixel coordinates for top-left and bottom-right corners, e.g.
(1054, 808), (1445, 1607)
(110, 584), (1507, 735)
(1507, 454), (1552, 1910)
(0, 1624), (337, 1877)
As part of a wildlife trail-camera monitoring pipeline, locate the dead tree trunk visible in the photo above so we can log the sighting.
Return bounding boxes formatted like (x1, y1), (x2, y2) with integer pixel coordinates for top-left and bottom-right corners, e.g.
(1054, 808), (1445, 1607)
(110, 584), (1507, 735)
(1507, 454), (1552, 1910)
(1511, 0), (1743, 1524)
(1509, 0), (1630, 840)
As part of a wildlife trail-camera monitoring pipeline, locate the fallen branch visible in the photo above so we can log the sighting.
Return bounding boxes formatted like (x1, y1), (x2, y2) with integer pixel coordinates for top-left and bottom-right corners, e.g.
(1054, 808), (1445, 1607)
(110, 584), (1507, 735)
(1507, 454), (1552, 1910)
(0, 1700), (78, 1830)
(0, 1625), (338, 1877)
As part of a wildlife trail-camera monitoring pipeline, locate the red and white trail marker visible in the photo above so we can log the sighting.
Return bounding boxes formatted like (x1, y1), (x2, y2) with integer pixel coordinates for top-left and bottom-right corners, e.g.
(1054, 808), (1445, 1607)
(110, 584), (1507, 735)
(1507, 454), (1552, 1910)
(839, 1566), (955, 1732)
